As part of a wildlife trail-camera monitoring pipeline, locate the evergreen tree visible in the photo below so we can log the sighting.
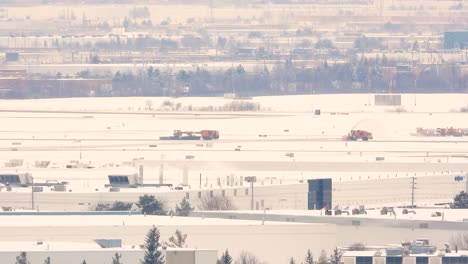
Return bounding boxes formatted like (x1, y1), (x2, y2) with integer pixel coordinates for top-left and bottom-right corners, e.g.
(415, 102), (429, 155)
(289, 257), (296, 264)
(113, 252), (122, 264)
(82, 261), (87, 264)
(138, 195), (166, 215)
(217, 249), (233, 264)
(453, 191), (468, 208)
(304, 249), (313, 264)
(141, 226), (165, 264)
(15, 252), (29, 264)
(175, 197), (194, 216)
(165, 229), (187, 248)
(330, 247), (343, 264)
(317, 250), (328, 264)
(43, 256), (51, 264)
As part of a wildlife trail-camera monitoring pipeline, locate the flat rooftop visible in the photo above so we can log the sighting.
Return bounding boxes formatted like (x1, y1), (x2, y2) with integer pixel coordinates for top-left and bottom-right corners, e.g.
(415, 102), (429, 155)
(218, 209), (468, 223)
(0, 214), (314, 227)
(0, 241), (140, 252)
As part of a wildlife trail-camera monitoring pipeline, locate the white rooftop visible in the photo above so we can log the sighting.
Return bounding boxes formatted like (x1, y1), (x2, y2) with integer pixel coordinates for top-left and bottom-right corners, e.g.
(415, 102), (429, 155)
(220, 208), (468, 223)
(0, 241), (139, 252)
(0, 214), (311, 227)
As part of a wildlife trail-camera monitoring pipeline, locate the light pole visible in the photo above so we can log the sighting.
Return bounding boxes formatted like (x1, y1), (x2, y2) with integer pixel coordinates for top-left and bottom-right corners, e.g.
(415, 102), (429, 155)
(31, 176), (34, 210)
(73, 139), (82, 160)
(245, 176), (257, 210)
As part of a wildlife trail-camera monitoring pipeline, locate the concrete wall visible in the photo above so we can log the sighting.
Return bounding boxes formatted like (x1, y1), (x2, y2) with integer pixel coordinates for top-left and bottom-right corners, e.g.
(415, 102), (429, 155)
(166, 250), (195, 264)
(0, 250), (143, 264)
(344, 256), (355, 264)
(0, 249), (217, 264)
(195, 250), (218, 264)
(165, 250), (218, 264)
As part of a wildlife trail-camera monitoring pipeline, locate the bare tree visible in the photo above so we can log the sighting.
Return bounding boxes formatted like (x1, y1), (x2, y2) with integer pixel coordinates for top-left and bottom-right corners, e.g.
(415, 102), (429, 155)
(145, 100), (154, 110)
(235, 251), (264, 264)
(348, 242), (366, 251)
(165, 229), (188, 248)
(317, 250), (328, 264)
(330, 247), (343, 264)
(200, 195), (236, 211)
(450, 233), (468, 250)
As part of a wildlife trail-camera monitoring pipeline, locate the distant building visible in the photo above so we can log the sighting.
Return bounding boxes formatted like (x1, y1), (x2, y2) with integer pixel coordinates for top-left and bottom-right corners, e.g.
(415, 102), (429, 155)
(0, 77), (112, 98)
(308, 179), (332, 210)
(343, 239), (468, 264)
(0, 240), (217, 264)
(5, 52), (19, 62)
(444, 31), (468, 49)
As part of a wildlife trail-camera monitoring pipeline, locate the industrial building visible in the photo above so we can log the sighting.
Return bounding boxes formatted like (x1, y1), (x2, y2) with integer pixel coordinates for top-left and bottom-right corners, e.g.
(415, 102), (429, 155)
(444, 31), (468, 49)
(0, 168), (466, 212)
(343, 239), (468, 264)
(190, 209), (468, 255)
(0, 240), (217, 264)
(0, 214), (335, 264)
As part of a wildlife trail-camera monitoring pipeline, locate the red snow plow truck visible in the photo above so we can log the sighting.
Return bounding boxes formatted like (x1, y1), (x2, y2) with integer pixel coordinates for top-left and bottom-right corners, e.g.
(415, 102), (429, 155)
(342, 130), (373, 141)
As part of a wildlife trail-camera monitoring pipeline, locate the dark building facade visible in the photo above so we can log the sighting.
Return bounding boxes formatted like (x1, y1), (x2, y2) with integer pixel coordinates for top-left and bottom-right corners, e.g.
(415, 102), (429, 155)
(307, 178), (332, 210)
(444, 31), (468, 49)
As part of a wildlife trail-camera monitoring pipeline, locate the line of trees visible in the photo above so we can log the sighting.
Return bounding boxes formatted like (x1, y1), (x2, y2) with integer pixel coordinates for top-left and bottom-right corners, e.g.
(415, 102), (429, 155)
(93, 194), (195, 216)
(4, 55), (465, 99)
(91, 193), (240, 216)
(93, 59), (467, 97)
(23, 56), (458, 99)
(217, 247), (342, 264)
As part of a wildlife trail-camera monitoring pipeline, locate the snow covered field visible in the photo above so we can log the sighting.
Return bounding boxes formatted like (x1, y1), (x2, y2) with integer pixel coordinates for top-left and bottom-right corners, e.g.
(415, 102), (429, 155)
(0, 94), (467, 264)
(0, 94), (467, 206)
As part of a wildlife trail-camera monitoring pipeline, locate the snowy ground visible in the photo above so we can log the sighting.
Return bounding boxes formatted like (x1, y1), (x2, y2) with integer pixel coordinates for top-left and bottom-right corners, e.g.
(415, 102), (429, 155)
(0, 94), (467, 204)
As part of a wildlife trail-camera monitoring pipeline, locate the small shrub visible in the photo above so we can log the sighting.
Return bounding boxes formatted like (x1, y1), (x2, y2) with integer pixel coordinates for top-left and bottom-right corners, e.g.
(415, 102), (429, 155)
(380, 207), (388, 215)
(94, 201), (132, 211)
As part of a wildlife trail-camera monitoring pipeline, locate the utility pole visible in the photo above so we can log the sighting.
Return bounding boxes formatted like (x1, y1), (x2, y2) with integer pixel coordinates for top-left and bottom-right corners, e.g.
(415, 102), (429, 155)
(79, 140), (82, 160)
(245, 176), (256, 210)
(31, 176), (35, 210)
(251, 180), (254, 210)
(410, 175), (417, 208)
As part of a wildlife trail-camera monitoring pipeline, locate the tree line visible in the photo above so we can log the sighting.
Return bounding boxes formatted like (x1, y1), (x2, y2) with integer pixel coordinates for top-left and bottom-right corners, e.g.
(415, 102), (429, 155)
(73, 57), (467, 98)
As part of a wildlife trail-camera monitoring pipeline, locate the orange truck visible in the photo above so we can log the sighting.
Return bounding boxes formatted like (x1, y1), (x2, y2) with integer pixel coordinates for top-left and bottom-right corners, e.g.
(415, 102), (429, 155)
(342, 130), (373, 141)
(200, 130), (219, 140)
